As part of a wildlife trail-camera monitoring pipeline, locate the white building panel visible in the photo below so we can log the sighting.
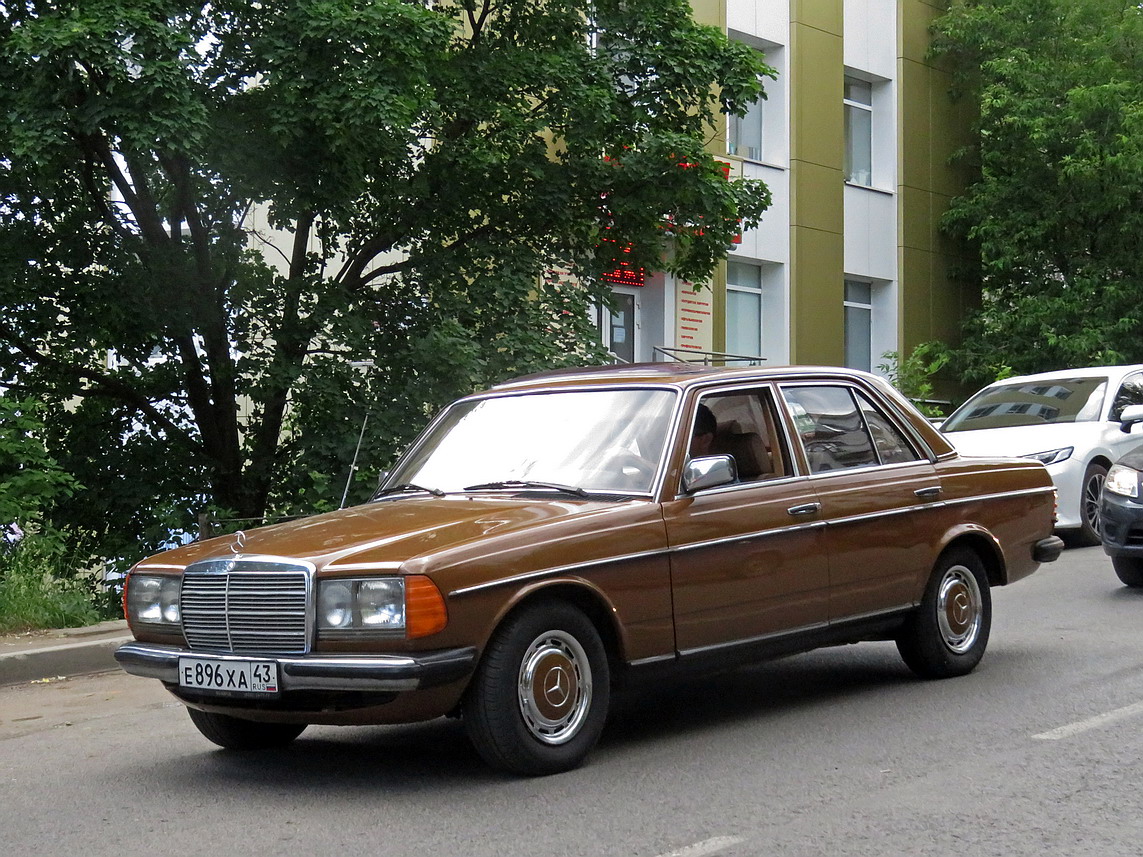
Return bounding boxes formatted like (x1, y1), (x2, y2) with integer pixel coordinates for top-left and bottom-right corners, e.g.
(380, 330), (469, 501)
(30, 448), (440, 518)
(843, 0), (896, 80)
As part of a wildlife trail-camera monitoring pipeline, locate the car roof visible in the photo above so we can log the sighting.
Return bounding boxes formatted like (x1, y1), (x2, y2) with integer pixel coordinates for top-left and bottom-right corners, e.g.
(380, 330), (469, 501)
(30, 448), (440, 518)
(492, 362), (877, 392)
(980, 364), (1143, 388)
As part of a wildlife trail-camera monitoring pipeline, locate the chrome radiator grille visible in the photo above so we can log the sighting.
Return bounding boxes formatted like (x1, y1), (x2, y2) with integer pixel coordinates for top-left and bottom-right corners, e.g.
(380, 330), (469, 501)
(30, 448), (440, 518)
(181, 559), (311, 655)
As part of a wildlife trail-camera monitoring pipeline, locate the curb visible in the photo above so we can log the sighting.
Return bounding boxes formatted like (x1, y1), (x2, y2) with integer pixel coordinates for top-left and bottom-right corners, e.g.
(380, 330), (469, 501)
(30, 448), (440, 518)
(0, 620), (132, 687)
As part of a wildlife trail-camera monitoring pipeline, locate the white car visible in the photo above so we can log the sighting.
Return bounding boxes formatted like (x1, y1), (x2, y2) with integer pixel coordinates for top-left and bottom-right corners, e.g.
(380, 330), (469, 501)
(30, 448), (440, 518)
(941, 365), (1143, 545)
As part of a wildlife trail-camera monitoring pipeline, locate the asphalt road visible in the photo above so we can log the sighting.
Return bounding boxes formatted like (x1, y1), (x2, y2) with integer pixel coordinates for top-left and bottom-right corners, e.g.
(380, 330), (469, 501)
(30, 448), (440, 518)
(3, 545), (1143, 857)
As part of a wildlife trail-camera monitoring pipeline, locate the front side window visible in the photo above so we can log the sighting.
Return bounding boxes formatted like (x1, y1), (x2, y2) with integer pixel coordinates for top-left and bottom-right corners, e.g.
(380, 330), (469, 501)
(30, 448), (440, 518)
(1110, 373), (1143, 421)
(844, 76), (872, 186)
(690, 388), (789, 483)
(388, 389), (677, 494)
(782, 385), (877, 473)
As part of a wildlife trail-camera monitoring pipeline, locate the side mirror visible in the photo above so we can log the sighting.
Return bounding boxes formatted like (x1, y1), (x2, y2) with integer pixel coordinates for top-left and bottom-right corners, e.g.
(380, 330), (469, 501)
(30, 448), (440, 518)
(682, 455), (738, 493)
(1119, 405), (1143, 433)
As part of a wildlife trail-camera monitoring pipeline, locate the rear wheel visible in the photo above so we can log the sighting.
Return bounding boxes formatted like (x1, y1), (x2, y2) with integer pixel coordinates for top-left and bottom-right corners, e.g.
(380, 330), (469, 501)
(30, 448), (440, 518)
(464, 601), (610, 776)
(187, 708), (306, 750)
(897, 547), (991, 679)
(1112, 556), (1143, 588)
(1076, 462), (1108, 546)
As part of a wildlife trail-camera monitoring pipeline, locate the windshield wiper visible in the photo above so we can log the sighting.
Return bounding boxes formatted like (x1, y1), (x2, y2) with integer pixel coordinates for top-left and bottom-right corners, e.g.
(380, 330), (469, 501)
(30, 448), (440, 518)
(463, 480), (589, 498)
(373, 483), (446, 499)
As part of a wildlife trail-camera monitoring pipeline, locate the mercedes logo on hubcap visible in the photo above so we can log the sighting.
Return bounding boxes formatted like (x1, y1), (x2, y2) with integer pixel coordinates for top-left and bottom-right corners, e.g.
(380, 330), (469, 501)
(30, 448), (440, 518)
(543, 665), (571, 708)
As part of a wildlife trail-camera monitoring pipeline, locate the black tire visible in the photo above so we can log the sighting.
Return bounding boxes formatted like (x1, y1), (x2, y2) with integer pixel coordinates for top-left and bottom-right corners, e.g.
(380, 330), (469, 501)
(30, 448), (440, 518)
(1112, 556), (1143, 588)
(463, 601), (610, 776)
(187, 708), (306, 750)
(896, 547), (992, 679)
(1076, 462), (1109, 547)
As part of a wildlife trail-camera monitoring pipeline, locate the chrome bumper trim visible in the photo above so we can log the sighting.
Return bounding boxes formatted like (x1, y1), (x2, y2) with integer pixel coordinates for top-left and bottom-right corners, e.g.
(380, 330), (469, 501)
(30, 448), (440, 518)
(114, 642), (476, 692)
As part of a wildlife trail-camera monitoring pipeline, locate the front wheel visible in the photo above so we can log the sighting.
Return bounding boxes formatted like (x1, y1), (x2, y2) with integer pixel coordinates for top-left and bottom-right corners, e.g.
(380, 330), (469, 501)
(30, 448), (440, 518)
(1076, 462), (1108, 546)
(897, 548), (991, 679)
(187, 708), (306, 750)
(463, 602), (610, 776)
(1112, 556), (1143, 588)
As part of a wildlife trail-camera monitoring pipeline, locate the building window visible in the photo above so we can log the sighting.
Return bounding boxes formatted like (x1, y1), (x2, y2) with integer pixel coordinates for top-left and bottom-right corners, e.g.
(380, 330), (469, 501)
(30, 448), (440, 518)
(728, 76), (765, 162)
(844, 76), (872, 186)
(844, 279), (872, 372)
(726, 261), (763, 361)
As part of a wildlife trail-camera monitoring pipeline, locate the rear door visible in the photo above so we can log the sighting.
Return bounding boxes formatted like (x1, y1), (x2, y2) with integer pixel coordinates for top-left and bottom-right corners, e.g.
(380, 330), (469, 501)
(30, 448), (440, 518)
(778, 382), (941, 622)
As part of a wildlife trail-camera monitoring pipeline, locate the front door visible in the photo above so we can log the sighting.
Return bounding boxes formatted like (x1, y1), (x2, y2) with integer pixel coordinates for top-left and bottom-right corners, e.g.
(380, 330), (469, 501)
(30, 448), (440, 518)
(663, 387), (830, 653)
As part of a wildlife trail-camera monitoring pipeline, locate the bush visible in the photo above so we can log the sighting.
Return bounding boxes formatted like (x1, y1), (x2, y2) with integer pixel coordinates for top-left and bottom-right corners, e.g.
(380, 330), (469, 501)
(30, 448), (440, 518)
(0, 530), (114, 633)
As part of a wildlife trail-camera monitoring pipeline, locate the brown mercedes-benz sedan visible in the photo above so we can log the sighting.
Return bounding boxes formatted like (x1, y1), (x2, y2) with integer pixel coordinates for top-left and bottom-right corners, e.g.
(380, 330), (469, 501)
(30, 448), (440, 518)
(116, 364), (1063, 775)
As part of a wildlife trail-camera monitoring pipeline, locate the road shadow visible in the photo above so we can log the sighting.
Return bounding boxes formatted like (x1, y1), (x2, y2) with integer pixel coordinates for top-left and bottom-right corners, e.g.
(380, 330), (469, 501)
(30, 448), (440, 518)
(135, 644), (925, 794)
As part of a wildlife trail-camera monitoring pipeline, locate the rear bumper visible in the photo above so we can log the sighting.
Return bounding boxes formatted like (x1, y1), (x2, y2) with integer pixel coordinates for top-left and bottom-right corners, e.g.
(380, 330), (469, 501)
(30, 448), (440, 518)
(1033, 536), (1066, 563)
(114, 642), (477, 693)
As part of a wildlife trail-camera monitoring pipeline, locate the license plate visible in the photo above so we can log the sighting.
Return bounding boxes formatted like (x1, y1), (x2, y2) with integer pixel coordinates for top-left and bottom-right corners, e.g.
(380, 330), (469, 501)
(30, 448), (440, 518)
(179, 657), (279, 695)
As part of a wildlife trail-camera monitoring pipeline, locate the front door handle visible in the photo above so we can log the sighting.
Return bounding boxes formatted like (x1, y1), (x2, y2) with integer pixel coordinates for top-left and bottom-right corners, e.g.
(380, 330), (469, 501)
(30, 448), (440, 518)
(787, 502), (822, 517)
(914, 486), (942, 501)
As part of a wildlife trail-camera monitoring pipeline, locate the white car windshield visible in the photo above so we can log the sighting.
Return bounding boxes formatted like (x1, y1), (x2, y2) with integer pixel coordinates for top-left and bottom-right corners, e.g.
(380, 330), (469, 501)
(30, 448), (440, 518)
(943, 377), (1107, 432)
(386, 388), (678, 495)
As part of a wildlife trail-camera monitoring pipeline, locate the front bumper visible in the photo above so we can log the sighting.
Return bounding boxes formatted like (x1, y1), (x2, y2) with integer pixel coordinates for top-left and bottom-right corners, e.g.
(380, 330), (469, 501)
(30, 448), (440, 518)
(114, 642), (477, 693)
(1100, 490), (1143, 557)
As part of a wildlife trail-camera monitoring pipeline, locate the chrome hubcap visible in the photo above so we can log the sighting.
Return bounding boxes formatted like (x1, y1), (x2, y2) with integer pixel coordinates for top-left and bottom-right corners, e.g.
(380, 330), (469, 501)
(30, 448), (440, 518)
(517, 630), (591, 745)
(936, 565), (982, 654)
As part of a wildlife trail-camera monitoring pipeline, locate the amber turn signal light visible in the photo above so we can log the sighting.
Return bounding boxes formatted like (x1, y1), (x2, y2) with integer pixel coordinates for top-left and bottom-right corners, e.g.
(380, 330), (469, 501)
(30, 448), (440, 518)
(405, 575), (448, 638)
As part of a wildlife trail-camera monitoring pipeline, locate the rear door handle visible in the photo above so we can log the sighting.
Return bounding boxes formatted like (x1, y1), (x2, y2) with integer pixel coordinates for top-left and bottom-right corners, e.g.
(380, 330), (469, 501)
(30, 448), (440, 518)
(787, 502), (822, 517)
(914, 486), (942, 501)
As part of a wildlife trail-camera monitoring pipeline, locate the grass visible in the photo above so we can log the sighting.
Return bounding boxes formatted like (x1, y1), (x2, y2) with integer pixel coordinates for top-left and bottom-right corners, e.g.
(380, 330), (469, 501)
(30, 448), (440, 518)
(0, 532), (113, 634)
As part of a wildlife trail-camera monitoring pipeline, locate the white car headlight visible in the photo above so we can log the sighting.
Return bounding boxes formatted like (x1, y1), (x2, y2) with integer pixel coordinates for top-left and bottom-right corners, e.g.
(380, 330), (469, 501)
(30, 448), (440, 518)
(1023, 447), (1074, 466)
(317, 578), (406, 632)
(126, 574), (181, 627)
(1105, 463), (1140, 499)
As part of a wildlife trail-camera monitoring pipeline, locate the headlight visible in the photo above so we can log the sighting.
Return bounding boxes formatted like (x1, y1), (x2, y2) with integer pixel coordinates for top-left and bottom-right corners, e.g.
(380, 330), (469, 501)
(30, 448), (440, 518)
(125, 574), (181, 627)
(1023, 447), (1074, 466)
(1106, 464), (1141, 499)
(317, 576), (447, 639)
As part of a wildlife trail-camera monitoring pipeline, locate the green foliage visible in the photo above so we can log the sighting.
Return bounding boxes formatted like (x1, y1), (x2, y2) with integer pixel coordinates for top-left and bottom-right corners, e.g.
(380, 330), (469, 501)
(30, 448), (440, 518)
(0, 530), (110, 633)
(878, 345), (952, 418)
(931, 0), (1143, 388)
(0, 398), (78, 527)
(0, 0), (774, 560)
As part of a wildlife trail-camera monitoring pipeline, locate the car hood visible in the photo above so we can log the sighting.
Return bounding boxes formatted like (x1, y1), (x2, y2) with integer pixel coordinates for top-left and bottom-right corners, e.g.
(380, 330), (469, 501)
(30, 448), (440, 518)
(1115, 443), (1143, 470)
(135, 495), (640, 573)
(942, 423), (1096, 459)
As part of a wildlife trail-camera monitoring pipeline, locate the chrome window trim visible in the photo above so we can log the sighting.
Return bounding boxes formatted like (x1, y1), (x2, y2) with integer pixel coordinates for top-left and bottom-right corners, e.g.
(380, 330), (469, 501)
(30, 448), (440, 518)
(803, 457), (937, 482)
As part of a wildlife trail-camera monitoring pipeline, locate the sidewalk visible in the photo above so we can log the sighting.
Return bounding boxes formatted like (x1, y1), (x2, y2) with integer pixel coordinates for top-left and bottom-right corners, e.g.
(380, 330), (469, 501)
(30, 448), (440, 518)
(0, 619), (132, 687)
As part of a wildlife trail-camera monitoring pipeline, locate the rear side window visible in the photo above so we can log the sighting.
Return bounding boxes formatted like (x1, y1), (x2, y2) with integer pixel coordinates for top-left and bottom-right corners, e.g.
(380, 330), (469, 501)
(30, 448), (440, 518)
(856, 391), (922, 464)
(781, 385), (877, 473)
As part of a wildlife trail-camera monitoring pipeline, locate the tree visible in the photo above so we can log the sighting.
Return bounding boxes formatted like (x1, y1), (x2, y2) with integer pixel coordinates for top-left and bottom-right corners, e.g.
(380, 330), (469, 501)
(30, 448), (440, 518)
(0, 0), (773, 560)
(931, 0), (1143, 387)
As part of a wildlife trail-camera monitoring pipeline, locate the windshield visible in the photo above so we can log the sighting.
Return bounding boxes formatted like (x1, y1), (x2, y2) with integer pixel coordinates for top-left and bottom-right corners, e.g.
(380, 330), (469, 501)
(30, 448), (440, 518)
(942, 377), (1107, 432)
(386, 388), (678, 495)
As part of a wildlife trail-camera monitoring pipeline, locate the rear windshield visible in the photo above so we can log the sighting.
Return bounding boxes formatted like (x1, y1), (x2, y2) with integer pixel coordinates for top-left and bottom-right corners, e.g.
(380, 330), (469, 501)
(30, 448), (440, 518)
(942, 377), (1107, 432)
